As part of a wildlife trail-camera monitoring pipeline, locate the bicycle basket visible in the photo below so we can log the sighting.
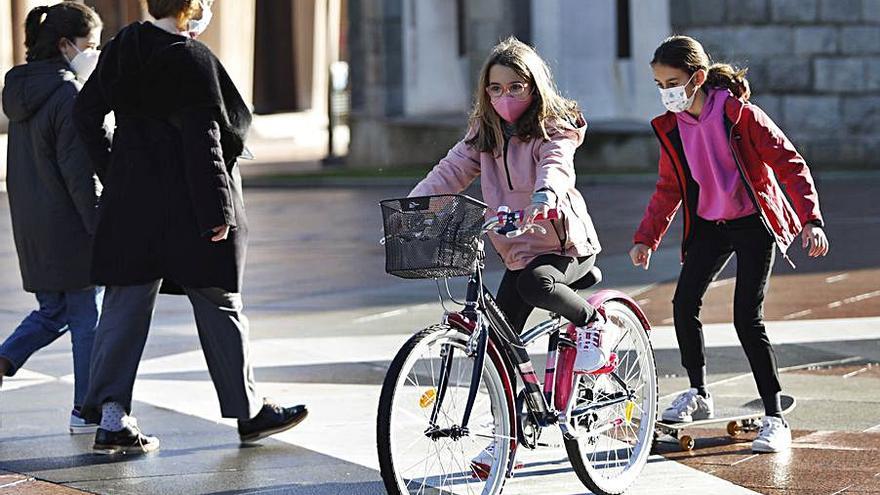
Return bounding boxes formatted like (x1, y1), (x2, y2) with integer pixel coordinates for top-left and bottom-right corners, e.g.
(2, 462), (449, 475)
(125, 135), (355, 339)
(380, 194), (487, 279)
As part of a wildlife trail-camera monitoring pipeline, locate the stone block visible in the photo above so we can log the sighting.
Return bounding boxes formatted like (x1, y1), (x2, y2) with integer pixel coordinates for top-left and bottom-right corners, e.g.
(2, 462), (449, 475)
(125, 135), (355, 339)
(764, 59), (812, 91)
(819, 0), (863, 22)
(843, 96), (880, 132)
(727, 0), (769, 24)
(670, 0), (692, 27)
(684, 27), (737, 58)
(753, 94), (784, 122)
(814, 57), (868, 91)
(744, 61), (768, 90)
(865, 0), (880, 22)
(689, 27), (793, 61)
(733, 26), (795, 57)
(771, 0), (819, 23)
(794, 26), (839, 55)
(783, 95), (841, 134)
(868, 57), (880, 89)
(803, 137), (868, 167)
(688, 0), (727, 25)
(841, 26), (880, 54)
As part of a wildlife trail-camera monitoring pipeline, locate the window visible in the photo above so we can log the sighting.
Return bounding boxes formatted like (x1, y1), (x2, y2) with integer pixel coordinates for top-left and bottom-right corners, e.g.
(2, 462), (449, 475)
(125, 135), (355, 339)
(616, 0), (631, 59)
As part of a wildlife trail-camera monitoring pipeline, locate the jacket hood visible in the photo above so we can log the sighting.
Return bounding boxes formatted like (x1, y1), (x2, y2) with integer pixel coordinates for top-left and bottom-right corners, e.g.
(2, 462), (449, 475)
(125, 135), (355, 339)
(2, 59), (77, 122)
(545, 113), (588, 146)
(95, 22), (170, 113)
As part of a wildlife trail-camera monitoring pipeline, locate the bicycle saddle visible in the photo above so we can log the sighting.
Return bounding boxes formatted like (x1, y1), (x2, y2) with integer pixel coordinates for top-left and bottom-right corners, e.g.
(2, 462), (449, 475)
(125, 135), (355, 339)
(570, 266), (602, 291)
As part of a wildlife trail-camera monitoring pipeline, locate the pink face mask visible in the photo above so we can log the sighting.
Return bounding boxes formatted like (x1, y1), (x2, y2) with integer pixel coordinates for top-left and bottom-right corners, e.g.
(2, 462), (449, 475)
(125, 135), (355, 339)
(491, 94), (534, 123)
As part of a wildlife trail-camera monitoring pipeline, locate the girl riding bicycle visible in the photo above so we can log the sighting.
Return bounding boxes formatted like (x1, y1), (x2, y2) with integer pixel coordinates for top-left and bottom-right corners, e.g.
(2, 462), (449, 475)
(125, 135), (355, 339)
(631, 35), (829, 453)
(410, 36), (613, 375)
(408, 36), (615, 470)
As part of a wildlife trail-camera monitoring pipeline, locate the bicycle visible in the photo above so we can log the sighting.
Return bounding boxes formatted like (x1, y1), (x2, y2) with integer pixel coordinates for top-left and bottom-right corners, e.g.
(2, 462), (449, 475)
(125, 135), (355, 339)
(376, 194), (657, 495)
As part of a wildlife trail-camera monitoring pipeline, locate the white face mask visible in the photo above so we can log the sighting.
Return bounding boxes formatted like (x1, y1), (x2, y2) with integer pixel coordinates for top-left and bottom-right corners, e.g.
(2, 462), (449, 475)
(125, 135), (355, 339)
(658, 72), (699, 113)
(187, 0), (213, 38)
(65, 42), (101, 82)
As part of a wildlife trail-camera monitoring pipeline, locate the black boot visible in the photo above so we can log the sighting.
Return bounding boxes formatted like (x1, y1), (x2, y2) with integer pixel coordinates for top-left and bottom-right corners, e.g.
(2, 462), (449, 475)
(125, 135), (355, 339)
(238, 399), (308, 443)
(93, 421), (160, 455)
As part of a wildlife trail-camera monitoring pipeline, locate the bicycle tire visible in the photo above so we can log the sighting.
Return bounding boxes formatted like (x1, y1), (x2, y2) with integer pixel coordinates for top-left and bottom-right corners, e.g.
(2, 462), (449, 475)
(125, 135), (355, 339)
(377, 324), (516, 495)
(564, 300), (658, 495)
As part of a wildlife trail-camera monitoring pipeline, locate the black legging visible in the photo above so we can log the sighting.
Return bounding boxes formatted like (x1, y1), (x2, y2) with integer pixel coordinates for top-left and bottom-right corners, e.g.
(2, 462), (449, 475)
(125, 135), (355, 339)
(495, 254), (599, 334)
(673, 215), (782, 416)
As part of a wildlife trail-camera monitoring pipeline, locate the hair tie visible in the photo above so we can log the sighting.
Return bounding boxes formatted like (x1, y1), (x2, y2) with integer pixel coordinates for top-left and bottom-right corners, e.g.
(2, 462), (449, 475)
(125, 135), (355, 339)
(35, 5), (50, 23)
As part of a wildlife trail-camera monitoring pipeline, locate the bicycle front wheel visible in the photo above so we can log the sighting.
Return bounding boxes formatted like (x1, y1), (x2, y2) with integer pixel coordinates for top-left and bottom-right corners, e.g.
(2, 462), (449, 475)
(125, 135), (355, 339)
(377, 324), (514, 495)
(565, 300), (658, 495)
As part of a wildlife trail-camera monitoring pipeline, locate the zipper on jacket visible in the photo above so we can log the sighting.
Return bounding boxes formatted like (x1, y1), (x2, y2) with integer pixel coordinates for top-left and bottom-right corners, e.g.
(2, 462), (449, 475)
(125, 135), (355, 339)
(725, 107), (795, 268)
(551, 218), (566, 254)
(502, 136), (514, 191)
(651, 125), (691, 260)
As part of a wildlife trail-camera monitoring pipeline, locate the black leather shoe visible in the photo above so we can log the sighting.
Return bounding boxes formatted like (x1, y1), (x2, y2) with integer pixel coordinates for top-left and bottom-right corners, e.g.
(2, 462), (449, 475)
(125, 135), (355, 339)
(238, 399), (308, 443)
(93, 422), (160, 455)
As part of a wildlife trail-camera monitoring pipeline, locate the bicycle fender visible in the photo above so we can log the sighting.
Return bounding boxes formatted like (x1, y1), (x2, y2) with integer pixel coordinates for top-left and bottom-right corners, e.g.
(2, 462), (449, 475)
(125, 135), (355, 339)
(586, 289), (652, 331)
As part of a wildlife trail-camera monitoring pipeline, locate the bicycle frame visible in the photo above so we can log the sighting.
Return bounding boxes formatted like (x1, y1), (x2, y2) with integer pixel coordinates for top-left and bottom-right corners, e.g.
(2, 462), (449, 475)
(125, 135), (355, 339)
(425, 246), (563, 442)
(424, 207), (652, 446)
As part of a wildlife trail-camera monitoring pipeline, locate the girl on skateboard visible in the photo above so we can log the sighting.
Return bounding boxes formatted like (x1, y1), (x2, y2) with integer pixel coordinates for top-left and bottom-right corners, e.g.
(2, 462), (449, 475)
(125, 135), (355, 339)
(631, 35), (829, 453)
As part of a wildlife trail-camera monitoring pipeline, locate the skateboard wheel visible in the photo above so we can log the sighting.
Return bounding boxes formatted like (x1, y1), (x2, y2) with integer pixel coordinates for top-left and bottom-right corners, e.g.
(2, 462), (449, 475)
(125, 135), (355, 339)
(727, 421), (741, 436)
(679, 435), (694, 451)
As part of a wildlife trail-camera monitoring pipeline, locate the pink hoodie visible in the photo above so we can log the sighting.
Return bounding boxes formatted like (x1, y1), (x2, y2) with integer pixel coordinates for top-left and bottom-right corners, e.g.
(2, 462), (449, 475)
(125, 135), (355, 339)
(409, 117), (601, 270)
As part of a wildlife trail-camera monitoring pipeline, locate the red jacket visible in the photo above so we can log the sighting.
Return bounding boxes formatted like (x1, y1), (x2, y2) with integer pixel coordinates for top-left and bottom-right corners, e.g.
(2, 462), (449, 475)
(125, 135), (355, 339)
(634, 93), (824, 264)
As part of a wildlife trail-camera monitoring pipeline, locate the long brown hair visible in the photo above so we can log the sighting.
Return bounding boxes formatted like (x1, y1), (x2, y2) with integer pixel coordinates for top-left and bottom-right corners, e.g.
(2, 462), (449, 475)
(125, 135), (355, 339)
(651, 35), (750, 100)
(466, 37), (581, 154)
(24, 2), (102, 62)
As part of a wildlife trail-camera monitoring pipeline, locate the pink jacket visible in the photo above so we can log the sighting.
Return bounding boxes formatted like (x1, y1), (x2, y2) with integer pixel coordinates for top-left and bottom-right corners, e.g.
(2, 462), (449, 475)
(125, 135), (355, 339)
(409, 118), (601, 270)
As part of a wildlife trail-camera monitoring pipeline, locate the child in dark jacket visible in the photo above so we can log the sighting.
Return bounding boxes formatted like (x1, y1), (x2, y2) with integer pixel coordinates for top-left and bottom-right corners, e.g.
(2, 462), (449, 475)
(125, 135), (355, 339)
(0, 1), (103, 434)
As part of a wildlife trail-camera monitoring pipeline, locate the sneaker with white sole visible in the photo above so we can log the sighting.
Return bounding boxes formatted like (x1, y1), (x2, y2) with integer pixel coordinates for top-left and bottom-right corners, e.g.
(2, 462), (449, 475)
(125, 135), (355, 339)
(661, 388), (714, 422)
(573, 312), (618, 373)
(752, 416), (791, 453)
(470, 443), (523, 479)
(69, 408), (99, 435)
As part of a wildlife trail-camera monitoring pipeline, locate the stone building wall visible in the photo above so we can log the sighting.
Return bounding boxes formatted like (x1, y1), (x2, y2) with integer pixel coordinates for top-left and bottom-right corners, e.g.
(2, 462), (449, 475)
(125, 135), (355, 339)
(671, 0), (880, 169)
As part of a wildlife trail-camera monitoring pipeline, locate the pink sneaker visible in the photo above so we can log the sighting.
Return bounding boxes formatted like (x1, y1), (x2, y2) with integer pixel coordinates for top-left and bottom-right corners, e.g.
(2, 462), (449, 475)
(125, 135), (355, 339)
(573, 312), (618, 373)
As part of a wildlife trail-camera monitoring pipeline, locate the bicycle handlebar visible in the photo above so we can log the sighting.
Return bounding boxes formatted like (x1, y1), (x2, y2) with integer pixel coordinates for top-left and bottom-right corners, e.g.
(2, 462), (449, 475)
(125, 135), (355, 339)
(482, 207), (561, 237)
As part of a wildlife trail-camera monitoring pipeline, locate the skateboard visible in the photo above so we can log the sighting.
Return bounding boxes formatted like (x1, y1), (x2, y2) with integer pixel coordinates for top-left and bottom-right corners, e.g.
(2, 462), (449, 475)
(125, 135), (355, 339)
(655, 394), (796, 451)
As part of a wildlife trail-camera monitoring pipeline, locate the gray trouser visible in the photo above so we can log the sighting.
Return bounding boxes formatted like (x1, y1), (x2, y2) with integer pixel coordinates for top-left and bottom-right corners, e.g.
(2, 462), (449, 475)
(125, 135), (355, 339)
(81, 281), (262, 423)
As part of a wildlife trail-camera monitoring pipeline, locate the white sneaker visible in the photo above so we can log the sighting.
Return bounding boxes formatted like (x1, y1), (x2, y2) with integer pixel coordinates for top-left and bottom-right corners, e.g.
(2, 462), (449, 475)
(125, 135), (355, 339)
(661, 389), (714, 422)
(470, 443), (523, 479)
(752, 416), (791, 453)
(69, 408), (99, 435)
(573, 313), (618, 373)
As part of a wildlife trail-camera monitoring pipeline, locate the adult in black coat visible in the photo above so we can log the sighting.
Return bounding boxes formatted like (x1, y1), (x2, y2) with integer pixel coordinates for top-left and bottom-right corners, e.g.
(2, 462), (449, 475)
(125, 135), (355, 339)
(74, 0), (306, 454)
(0, 2), (103, 432)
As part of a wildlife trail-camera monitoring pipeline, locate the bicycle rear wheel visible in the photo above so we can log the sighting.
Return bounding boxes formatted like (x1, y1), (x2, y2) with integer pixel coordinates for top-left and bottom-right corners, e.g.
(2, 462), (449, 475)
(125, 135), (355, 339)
(377, 324), (514, 495)
(565, 300), (658, 495)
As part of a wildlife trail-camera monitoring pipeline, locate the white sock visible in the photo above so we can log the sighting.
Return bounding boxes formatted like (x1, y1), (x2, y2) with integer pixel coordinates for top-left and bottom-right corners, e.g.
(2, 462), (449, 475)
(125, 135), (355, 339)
(100, 402), (128, 432)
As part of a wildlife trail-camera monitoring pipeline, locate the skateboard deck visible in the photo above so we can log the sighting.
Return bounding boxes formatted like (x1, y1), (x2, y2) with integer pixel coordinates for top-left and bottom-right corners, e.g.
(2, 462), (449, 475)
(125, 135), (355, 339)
(655, 394), (796, 450)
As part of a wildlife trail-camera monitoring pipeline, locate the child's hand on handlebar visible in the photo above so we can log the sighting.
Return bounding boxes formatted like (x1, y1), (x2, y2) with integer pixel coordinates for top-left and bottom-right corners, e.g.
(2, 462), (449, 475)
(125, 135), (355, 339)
(524, 203), (550, 226)
(630, 244), (652, 270)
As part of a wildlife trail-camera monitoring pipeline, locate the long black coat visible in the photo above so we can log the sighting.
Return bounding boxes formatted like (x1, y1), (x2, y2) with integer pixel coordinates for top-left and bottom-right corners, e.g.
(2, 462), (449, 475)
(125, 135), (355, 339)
(2, 60), (99, 292)
(74, 22), (252, 293)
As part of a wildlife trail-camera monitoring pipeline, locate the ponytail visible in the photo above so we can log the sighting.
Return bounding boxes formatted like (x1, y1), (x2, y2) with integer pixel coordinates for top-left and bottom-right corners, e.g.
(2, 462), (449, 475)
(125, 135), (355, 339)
(23, 6), (51, 54)
(22, 2), (102, 62)
(706, 63), (751, 100)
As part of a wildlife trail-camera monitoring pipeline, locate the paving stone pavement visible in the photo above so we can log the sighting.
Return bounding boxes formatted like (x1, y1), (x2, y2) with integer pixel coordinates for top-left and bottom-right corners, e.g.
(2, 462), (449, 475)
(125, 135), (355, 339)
(0, 177), (877, 494)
